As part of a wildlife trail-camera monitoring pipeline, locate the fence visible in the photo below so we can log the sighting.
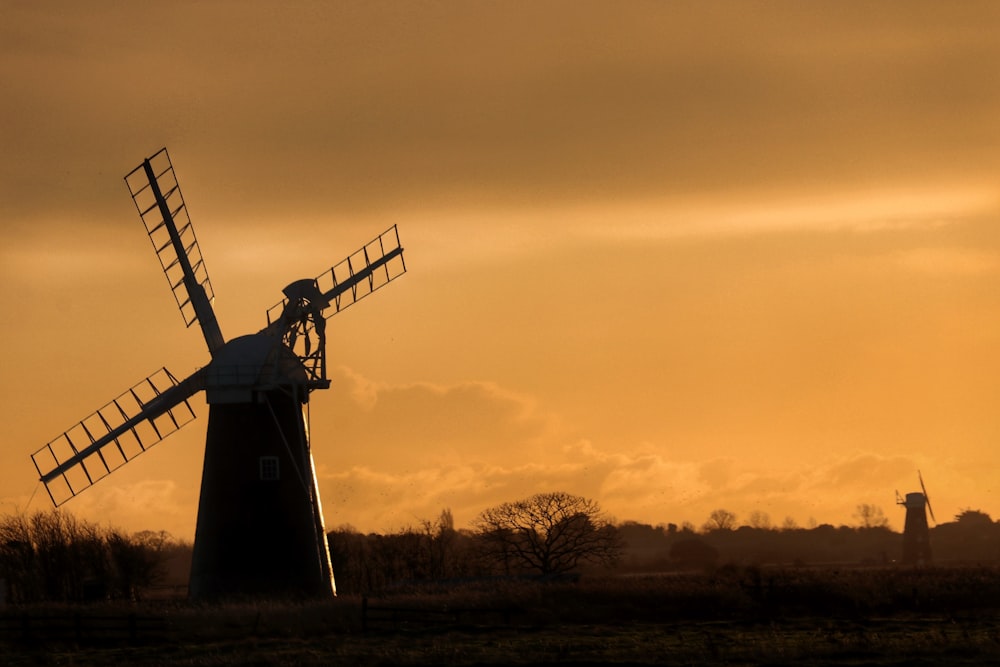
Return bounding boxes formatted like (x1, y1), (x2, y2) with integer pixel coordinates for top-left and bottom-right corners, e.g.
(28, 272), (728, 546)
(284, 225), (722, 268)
(361, 596), (516, 631)
(0, 613), (169, 644)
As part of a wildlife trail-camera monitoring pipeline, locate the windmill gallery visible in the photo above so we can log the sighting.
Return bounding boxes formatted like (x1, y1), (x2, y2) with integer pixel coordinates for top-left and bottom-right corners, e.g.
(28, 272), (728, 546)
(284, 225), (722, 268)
(29, 148), (407, 600)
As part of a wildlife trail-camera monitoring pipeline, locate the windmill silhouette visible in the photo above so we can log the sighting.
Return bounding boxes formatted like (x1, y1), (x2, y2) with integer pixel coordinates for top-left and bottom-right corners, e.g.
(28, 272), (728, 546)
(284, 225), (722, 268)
(896, 470), (935, 565)
(30, 148), (406, 599)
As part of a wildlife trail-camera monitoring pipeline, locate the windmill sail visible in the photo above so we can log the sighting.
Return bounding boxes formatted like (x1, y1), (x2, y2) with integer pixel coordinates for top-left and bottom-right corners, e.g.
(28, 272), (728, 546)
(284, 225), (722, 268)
(265, 225), (406, 331)
(30, 147), (407, 599)
(32, 368), (203, 506)
(125, 148), (225, 354)
(919, 470), (936, 523)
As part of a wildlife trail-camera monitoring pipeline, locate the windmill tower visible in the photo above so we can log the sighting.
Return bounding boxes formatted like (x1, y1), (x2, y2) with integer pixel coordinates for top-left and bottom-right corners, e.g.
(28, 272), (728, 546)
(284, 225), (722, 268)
(30, 148), (406, 599)
(895, 471), (935, 565)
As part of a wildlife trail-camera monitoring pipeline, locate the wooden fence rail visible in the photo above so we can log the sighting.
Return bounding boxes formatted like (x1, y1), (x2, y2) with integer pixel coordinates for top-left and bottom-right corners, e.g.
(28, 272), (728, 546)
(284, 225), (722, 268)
(361, 596), (516, 632)
(0, 613), (168, 644)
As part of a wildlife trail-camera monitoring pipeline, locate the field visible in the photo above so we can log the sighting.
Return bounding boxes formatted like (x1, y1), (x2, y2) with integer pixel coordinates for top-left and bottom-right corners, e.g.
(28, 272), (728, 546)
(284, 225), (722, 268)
(3, 565), (1000, 665)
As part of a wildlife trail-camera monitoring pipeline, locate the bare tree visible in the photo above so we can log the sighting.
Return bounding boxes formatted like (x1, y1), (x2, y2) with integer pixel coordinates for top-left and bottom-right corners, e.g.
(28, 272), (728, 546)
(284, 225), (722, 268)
(853, 504), (889, 529)
(0, 511), (172, 603)
(473, 492), (622, 575)
(703, 508), (737, 532)
(106, 529), (171, 600)
(418, 508), (466, 581)
(747, 510), (772, 530)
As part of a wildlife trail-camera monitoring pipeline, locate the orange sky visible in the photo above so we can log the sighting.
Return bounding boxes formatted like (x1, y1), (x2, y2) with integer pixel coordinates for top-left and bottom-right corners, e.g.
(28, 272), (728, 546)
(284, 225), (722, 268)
(2, 2), (1000, 539)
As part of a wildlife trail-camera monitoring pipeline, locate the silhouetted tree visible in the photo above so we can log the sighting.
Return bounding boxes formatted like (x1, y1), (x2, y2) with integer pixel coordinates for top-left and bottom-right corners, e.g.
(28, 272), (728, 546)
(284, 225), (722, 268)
(954, 509), (993, 525)
(326, 526), (375, 595)
(327, 511), (480, 594)
(703, 509), (737, 532)
(0, 511), (170, 603)
(853, 504), (889, 529)
(418, 508), (471, 581)
(929, 510), (1000, 562)
(105, 529), (171, 600)
(747, 511), (772, 530)
(473, 491), (622, 575)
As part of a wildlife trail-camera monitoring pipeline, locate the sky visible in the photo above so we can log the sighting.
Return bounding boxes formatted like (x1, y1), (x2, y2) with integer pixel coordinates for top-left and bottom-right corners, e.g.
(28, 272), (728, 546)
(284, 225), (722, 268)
(2, 1), (1000, 539)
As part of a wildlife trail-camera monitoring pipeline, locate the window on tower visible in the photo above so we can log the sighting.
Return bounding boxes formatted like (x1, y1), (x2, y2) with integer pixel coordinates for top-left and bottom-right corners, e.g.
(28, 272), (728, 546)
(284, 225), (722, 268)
(259, 456), (279, 481)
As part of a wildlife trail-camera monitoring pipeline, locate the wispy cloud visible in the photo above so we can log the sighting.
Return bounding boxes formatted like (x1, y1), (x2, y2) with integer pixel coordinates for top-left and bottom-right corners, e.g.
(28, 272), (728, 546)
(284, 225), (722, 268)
(321, 366), (563, 472)
(317, 439), (937, 533)
(314, 368), (966, 533)
(893, 247), (1000, 275)
(1, 479), (195, 539)
(4, 1), (1000, 542)
(577, 186), (999, 241)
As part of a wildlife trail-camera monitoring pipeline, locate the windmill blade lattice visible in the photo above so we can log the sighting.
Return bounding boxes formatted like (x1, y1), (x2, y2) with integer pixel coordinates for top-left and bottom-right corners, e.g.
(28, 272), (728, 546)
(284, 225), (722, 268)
(29, 147), (407, 599)
(262, 225), (405, 385)
(125, 148), (224, 354)
(919, 470), (936, 523)
(266, 225), (406, 330)
(32, 368), (201, 506)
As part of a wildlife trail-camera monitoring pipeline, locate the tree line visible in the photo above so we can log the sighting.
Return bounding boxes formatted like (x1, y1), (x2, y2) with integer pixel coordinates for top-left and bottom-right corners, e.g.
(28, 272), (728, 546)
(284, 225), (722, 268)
(0, 491), (619, 602)
(331, 506), (1000, 594)
(330, 491), (621, 594)
(3, 493), (999, 602)
(0, 511), (180, 604)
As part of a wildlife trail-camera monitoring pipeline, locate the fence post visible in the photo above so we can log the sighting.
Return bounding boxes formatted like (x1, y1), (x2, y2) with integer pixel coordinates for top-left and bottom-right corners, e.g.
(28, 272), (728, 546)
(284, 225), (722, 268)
(362, 595), (368, 632)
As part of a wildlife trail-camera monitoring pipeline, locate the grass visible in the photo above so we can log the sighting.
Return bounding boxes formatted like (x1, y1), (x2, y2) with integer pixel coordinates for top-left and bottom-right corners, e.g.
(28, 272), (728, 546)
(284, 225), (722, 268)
(4, 564), (1000, 665)
(8, 616), (1000, 666)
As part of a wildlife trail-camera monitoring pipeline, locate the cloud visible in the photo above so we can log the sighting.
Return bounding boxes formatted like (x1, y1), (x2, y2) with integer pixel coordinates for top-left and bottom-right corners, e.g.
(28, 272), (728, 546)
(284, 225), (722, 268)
(822, 453), (921, 490)
(319, 458), (610, 533)
(2, 479), (196, 539)
(573, 187), (999, 242)
(319, 366), (564, 472)
(0, 227), (150, 282)
(6, 2), (1000, 224)
(894, 247), (1000, 275)
(313, 366), (936, 532)
(4, 2), (1000, 545)
(319, 443), (929, 533)
(1, 351), (976, 538)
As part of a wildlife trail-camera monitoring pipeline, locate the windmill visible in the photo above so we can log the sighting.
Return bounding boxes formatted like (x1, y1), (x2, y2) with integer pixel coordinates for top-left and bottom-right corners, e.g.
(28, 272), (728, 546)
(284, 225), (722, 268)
(30, 148), (406, 599)
(895, 470), (935, 565)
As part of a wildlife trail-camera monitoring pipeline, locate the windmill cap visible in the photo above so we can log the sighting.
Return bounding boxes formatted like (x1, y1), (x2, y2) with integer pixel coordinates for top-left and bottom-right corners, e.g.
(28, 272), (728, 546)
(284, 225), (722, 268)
(282, 279), (330, 310)
(205, 334), (309, 404)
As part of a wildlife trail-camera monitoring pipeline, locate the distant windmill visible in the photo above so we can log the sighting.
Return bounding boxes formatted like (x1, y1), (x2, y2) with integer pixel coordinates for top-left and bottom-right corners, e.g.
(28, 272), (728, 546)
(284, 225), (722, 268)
(895, 471), (935, 565)
(30, 148), (406, 599)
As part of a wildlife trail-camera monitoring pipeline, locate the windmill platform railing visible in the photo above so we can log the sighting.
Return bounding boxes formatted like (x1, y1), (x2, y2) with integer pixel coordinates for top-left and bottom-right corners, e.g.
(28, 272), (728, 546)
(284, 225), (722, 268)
(204, 361), (330, 404)
(262, 225), (405, 388)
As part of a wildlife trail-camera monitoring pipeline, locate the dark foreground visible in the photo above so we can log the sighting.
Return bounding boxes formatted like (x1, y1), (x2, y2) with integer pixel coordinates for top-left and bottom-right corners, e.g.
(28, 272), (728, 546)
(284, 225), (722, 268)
(4, 566), (1000, 665)
(6, 616), (1000, 666)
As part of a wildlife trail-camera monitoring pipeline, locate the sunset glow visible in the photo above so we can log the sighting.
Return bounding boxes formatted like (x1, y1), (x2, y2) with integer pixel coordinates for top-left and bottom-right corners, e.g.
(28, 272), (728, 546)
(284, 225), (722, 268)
(3, 2), (1000, 539)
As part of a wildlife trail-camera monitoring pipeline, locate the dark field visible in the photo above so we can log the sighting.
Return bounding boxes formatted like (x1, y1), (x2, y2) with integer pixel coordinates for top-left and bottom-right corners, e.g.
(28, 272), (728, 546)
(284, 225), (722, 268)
(4, 565), (1000, 666)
